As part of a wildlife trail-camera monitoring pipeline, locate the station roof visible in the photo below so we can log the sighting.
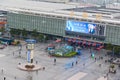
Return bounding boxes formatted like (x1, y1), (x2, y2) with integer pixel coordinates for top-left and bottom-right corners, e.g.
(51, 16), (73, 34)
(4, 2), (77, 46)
(66, 7), (120, 15)
(0, 0), (78, 11)
(0, 0), (120, 24)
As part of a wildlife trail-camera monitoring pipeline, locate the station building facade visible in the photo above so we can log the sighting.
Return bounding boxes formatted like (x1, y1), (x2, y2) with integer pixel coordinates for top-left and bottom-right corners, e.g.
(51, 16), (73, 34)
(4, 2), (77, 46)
(7, 11), (120, 45)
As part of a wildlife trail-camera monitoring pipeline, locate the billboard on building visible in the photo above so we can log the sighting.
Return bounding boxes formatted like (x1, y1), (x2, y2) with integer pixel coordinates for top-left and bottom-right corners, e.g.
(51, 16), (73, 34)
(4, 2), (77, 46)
(65, 20), (97, 35)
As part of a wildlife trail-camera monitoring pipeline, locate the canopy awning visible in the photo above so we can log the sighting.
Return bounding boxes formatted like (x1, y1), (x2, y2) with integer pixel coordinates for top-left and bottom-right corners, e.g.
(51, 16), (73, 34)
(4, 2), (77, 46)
(0, 21), (6, 24)
(68, 39), (72, 42)
(72, 39), (76, 43)
(25, 39), (36, 44)
(82, 41), (86, 45)
(92, 42), (96, 47)
(55, 39), (61, 43)
(88, 42), (91, 46)
(48, 44), (55, 47)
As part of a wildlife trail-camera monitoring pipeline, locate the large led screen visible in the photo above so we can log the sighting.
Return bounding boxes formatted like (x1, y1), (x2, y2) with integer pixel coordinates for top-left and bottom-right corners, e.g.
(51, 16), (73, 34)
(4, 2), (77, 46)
(65, 20), (96, 34)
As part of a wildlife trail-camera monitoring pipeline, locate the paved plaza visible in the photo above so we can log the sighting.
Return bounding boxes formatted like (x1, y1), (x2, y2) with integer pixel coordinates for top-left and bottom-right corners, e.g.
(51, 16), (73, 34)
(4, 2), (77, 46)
(0, 40), (120, 80)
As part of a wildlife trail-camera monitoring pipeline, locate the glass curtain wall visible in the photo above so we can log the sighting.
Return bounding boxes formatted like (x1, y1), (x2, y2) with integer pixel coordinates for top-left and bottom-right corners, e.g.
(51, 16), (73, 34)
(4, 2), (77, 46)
(7, 13), (66, 36)
(105, 25), (120, 45)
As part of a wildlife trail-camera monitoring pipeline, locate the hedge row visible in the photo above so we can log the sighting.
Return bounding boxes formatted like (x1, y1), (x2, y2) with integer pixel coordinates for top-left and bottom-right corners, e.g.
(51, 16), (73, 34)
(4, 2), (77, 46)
(51, 51), (77, 57)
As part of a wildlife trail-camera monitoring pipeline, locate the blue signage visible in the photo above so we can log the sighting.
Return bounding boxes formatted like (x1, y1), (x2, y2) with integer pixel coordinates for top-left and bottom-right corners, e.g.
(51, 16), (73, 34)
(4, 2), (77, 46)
(27, 50), (31, 63)
(65, 20), (96, 34)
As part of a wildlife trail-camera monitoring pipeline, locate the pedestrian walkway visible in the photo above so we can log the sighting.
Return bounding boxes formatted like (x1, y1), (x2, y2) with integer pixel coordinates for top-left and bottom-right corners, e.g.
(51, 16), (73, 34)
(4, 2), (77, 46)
(67, 72), (87, 80)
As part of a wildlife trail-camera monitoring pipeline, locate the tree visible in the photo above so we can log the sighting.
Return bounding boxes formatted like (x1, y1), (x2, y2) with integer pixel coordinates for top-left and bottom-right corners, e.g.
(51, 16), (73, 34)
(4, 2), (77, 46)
(31, 29), (38, 38)
(10, 29), (21, 37)
(38, 34), (44, 42)
(106, 43), (113, 50)
(0, 27), (5, 32)
(114, 46), (120, 54)
(21, 28), (28, 37)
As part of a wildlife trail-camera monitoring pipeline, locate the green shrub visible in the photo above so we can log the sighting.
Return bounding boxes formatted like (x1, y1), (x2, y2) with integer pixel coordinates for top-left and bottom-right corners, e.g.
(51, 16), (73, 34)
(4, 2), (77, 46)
(64, 52), (77, 57)
(51, 51), (77, 57)
(17, 41), (20, 45)
(52, 54), (62, 57)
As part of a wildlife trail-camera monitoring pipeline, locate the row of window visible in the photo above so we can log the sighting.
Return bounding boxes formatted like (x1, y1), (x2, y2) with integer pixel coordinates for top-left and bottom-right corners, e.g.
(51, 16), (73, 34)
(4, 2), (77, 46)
(7, 13), (120, 45)
(105, 25), (120, 45)
(7, 13), (66, 36)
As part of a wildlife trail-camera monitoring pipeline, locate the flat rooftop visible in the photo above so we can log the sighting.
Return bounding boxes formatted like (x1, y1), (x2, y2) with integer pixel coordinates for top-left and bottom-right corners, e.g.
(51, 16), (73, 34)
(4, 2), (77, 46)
(0, 0), (79, 12)
(65, 6), (120, 19)
(66, 7), (120, 15)
(0, 0), (120, 24)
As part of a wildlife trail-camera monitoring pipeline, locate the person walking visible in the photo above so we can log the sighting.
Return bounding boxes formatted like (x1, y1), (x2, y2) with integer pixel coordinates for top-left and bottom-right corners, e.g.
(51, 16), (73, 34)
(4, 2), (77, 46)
(1, 68), (4, 74)
(4, 77), (6, 80)
(54, 58), (56, 65)
(18, 62), (21, 65)
(72, 62), (74, 67)
(19, 51), (21, 57)
(13, 52), (14, 56)
(83, 63), (85, 67)
(14, 76), (16, 80)
(95, 58), (97, 62)
(43, 67), (45, 70)
(36, 61), (38, 64)
(99, 64), (101, 67)
(76, 61), (78, 65)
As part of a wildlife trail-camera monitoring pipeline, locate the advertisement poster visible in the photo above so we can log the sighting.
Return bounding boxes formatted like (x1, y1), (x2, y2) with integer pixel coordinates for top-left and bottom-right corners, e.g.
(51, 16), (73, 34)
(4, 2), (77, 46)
(65, 20), (96, 34)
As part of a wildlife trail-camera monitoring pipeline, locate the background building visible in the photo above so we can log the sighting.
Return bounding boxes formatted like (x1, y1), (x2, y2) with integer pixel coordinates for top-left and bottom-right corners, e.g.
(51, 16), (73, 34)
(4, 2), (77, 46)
(0, 0), (120, 45)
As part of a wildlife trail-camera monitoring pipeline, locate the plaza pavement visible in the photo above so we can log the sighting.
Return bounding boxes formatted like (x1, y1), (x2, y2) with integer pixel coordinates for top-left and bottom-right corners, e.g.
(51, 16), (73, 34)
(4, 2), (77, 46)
(0, 40), (120, 80)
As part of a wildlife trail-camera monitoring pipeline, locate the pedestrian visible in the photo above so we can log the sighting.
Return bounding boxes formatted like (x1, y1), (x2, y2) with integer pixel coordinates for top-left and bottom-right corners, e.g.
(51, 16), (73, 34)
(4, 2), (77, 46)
(26, 46), (28, 49)
(91, 54), (92, 57)
(14, 76), (16, 80)
(19, 51), (21, 57)
(76, 61), (78, 65)
(106, 73), (109, 77)
(95, 58), (96, 62)
(13, 52), (14, 56)
(54, 58), (56, 65)
(83, 63), (85, 67)
(36, 61), (38, 64)
(105, 60), (107, 63)
(18, 62), (21, 65)
(99, 64), (101, 67)
(101, 57), (103, 60)
(54, 58), (56, 63)
(72, 62), (74, 67)
(1, 68), (3, 74)
(104, 76), (106, 78)
(43, 67), (45, 70)
(4, 77), (6, 80)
